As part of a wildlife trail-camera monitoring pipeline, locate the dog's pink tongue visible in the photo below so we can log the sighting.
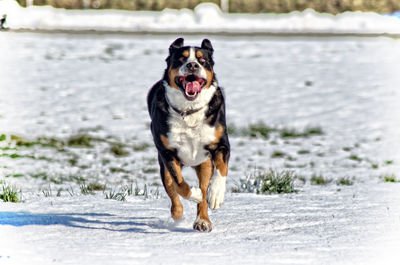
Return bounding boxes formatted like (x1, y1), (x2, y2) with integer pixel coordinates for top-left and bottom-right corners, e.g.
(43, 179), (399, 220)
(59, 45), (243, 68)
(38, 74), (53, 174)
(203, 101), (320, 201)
(185, 81), (201, 94)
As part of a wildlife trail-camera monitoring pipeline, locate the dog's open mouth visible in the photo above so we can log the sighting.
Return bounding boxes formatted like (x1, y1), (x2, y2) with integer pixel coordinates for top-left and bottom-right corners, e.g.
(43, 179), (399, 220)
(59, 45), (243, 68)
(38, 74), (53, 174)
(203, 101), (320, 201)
(175, 75), (206, 100)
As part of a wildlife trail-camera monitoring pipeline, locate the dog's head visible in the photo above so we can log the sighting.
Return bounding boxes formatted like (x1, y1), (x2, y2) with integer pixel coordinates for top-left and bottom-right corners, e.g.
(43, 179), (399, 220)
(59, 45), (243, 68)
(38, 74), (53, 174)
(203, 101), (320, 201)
(165, 38), (215, 101)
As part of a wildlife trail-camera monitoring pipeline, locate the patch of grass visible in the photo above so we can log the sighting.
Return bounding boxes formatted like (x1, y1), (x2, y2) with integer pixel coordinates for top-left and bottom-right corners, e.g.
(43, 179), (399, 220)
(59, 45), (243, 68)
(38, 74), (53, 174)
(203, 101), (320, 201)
(280, 128), (303, 138)
(304, 126), (324, 136)
(385, 160), (393, 165)
(297, 149), (310, 155)
(67, 134), (95, 147)
(310, 174), (332, 185)
(81, 182), (105, 195)
(284, 163), (307, 168)
(286, 156), (297, 161)
(109, 167), (131, 174)
(5, 174), (24, 178)
(227, 124), (239, 135)
(336, 177), (354, 186)
(280, 126), (323, 138)
(105, 189), (127, 201)
(42, 187), (52, 197)
(0, 134), (6, 141)
(1, 184), (21, 202)
(37, 136), (66, 150)
(382, 174), (399, 183)
(297, 176), (307, 184)
(142, 167), (158, 174)
(348, 154), (362, 162)
(50, 177), (64, 184)
(110, 144), (129, 157)
(69, 175), (86, 184)
(229, 123), (324, 140)
(0, 153), (20, 159)
(68, 157), (78, 166)
(249, 123), (276, 139)
(88, 182), (106, 191)
(271, 150), (286, 158)
(238, 169), (297, 194)
(133, 142), (150, 151)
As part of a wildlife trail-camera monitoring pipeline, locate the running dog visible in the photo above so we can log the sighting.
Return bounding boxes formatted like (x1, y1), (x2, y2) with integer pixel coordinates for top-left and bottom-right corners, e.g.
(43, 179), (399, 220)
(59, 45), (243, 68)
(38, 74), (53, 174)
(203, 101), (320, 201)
(147, 38), (230, 232)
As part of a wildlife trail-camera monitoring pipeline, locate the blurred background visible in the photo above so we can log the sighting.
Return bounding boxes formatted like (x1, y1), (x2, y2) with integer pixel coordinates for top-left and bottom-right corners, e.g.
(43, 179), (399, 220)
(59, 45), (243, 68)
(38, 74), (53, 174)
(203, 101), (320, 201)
(13, 0), (400, 14)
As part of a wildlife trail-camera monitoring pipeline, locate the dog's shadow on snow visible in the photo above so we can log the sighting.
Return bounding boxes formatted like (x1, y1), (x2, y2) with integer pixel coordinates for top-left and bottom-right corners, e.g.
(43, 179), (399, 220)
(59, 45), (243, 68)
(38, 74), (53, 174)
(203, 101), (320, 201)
(0, 211), (194, 234)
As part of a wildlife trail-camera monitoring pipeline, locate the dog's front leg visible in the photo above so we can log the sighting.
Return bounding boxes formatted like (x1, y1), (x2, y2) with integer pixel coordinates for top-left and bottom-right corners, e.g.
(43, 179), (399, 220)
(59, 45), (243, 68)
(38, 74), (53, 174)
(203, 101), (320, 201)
(159, 154), (202, 220)
(193, 158), (214, 232)
(208, 148), (229, 210)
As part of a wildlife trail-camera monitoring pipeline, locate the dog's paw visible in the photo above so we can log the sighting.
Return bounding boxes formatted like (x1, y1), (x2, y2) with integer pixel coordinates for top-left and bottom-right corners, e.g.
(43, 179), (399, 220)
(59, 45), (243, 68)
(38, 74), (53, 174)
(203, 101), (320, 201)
(193, 217), (212, 232)
(188, 187), (202, 203)
(208, 174), (226, 210)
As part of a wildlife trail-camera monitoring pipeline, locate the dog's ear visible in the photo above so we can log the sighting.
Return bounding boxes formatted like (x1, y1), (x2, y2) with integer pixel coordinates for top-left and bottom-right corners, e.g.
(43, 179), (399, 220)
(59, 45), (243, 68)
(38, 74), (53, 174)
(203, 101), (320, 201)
(201, 39), (214, 54)
(169, 38), (184, 54)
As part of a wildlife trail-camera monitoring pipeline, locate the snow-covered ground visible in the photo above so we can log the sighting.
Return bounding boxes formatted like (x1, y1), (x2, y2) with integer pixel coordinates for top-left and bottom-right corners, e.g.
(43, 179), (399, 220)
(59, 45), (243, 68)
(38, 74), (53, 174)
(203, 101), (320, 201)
(1, 0), (400, 35)
(1, 2), (400, 263)
(1, 32), (400, 265)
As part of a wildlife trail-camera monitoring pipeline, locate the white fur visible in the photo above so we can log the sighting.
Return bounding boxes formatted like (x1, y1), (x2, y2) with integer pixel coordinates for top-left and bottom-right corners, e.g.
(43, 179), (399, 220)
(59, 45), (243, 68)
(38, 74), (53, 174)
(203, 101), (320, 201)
(188, 47), (196, 61)
(164, 81), (218, 167)
(164, 81), (217, 112)
(166, 106), (215, 166)
(189, 187), (202, 203)
(208, 170), (226, 210)
(193, 215), (211, 231)
(178, 47), (207, 81)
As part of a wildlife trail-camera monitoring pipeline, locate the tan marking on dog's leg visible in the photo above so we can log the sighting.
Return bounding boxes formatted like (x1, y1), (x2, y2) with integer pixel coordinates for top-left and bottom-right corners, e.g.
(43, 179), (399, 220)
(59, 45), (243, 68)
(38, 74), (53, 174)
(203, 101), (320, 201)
(214, 151), (228, 176)
(193, 158), (214, 232)
(163, 165), (183, 220)
(208, 125), (224, 150)
(167, 160), (201, 202)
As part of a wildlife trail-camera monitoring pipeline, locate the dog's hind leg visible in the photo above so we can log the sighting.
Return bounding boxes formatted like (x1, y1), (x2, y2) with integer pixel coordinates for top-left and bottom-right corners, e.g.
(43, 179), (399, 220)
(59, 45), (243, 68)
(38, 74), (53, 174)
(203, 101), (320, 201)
(193, 158), (214, 232)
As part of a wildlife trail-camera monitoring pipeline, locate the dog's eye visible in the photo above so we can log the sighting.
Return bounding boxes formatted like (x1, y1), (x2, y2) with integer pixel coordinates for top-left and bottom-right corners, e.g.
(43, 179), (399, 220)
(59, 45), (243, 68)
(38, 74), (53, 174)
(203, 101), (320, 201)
(198, 57), (206, 64)
(179, 56), (186, 62)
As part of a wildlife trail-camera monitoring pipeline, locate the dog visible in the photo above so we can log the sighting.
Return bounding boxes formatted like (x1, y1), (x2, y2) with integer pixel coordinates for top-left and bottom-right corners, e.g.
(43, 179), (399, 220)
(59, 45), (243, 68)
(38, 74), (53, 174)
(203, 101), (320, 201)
(147, 38), (230, 232)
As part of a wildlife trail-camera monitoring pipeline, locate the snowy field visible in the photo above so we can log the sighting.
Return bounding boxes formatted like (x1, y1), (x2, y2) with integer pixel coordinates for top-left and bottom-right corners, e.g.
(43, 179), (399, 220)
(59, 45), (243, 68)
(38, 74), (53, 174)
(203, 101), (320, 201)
(0, 32), (400, 265)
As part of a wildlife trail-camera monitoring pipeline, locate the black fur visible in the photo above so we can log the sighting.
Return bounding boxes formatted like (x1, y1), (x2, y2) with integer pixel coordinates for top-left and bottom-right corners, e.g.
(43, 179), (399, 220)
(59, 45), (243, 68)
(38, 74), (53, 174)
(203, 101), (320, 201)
(147, 39), (230, 228)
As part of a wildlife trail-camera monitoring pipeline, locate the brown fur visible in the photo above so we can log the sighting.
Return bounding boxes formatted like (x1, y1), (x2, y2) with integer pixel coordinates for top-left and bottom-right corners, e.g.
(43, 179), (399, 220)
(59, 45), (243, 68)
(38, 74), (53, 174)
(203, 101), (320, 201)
(208, 125), (224, 150)
(161, 134), (173, 150)
(196, 50), (203, 58)
(194, 158), (214, 222)
(205, 69), (214, 88)
(214, 152), (228, 176)
(168, 68), (180, 89)
(182, 49), (189, 57)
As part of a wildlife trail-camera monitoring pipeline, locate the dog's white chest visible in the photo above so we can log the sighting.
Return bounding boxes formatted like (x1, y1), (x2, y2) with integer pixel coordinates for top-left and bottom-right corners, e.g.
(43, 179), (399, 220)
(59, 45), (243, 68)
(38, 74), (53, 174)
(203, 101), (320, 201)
(168, 110), (215, 166)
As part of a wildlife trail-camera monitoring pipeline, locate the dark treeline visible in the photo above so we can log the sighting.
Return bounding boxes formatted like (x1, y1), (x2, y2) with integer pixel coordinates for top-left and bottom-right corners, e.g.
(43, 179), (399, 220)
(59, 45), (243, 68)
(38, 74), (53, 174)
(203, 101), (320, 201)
(15, 0), (400, 14)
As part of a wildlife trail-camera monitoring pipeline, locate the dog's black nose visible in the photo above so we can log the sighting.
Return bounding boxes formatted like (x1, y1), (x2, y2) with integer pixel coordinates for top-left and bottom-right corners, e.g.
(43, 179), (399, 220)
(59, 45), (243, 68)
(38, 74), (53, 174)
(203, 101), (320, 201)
(186, 62), (200, 72)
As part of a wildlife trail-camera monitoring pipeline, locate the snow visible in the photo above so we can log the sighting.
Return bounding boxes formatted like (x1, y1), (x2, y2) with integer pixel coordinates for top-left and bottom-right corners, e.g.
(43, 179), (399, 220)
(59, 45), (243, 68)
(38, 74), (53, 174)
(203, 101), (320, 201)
(1, 186), (400, 265)
(0, 2), (400, 264)
(1, 31), (400, 265)
(0, 0), (400, 34)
